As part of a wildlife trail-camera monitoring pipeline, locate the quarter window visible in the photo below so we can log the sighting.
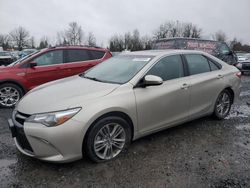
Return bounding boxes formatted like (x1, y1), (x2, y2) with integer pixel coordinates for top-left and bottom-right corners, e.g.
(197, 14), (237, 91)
(33, 50), (63, 66)
(185, 54), (211, 75)
(89, 50), (105, 60)
(147, 55), (184, 81)
(208, 59), (220, 71)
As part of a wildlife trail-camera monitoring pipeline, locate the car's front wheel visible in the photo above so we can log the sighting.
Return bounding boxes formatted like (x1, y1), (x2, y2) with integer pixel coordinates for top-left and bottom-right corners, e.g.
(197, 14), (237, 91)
(213, 90), (232, 119)
(0, 83), (23, 108)
(84, 116), (131, 163)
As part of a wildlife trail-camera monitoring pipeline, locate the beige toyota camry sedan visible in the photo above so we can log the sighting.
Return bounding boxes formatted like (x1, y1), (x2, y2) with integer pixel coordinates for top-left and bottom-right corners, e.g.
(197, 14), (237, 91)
(9, 50), (241, 163)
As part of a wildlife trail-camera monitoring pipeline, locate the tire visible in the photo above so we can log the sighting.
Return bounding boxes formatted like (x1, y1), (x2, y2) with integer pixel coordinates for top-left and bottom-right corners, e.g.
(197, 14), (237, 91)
(0, 83), (24, 108)
(213, 90), (232, 120)
(84, 116), (132, 163)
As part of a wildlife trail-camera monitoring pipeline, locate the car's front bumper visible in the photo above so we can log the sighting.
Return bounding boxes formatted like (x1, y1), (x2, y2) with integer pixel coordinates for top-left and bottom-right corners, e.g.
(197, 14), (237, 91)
(8, 110), (86, 163)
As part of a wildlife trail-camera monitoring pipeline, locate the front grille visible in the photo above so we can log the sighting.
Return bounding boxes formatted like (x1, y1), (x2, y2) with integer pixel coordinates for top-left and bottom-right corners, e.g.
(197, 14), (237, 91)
(15, 111), (30, 125)
(242, 63), (250, 70)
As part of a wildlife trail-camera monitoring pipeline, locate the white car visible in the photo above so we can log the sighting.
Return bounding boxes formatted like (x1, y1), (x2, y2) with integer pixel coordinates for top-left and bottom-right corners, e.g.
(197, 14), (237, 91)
(9, 50), (241, 163)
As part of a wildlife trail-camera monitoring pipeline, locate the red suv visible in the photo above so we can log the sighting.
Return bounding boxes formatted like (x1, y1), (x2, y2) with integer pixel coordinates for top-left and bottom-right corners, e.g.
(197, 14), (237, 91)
(0, 46), (112, 108)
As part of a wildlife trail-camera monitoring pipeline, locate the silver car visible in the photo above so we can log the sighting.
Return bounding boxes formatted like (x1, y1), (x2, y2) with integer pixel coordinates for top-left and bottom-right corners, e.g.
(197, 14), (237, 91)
(8, 50), (241, 163)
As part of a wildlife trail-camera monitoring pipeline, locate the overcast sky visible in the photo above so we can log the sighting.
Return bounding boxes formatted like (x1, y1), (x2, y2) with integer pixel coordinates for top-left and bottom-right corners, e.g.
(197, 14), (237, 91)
(1, 0), (250, 46)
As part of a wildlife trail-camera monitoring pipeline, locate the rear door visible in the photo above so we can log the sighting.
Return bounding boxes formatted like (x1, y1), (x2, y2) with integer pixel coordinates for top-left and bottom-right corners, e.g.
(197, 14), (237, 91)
(184, 54), (225, 119)
(25, 50), (64, 89)
(134, 55), (190, 134)
(63, 49), (106, 77)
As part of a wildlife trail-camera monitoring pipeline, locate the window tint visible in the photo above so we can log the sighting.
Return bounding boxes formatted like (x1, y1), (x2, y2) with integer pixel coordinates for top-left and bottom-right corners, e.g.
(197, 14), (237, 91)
(89, 50), (105, 60)
(147, 55), (184, 81)
(33, 50), (63, 66)
(185, 54), (210, 75)
(66, 50), (90, 63)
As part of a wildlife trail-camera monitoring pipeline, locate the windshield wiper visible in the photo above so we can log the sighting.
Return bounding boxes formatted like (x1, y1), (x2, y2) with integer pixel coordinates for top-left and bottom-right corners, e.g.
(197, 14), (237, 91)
(82, 75), (104, 82)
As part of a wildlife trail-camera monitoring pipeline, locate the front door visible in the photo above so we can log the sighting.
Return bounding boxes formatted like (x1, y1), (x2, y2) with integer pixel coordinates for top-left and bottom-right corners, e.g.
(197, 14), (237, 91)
(25, 50), (64, 89)
(134, 55), (190, 134)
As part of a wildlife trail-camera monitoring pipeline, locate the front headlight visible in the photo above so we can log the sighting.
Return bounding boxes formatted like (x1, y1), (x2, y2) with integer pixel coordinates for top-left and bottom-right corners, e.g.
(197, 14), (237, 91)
(26, 108), (81, 127)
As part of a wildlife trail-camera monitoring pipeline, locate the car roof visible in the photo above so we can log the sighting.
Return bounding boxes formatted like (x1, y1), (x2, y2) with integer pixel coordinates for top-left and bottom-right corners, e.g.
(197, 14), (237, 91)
(46, 46), (109, 52)
(155, 37), (225, 43)
(119, 49), (208, 57)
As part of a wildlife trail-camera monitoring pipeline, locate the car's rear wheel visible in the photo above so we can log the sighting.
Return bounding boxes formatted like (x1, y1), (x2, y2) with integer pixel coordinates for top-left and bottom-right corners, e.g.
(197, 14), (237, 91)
(0, 83), (23, 108)
(84, 116), (131, 163)
(213, 90), (232, 119)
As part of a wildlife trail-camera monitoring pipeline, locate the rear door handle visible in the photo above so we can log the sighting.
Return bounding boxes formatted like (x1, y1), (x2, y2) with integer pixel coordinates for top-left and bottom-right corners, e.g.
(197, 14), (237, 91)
(181, 83), (189, 89)
(217, 74), (224, 79)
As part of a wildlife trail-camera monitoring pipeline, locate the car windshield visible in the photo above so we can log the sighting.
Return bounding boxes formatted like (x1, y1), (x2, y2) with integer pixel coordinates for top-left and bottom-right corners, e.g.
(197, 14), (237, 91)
(82, 55), (154, 84)
(7, 50), (40, 67)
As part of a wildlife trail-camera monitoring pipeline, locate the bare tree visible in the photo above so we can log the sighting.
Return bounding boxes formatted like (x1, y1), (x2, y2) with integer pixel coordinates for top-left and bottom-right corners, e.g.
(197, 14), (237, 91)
(190, 25), (202, 38)
(0, 34), (11, 50)
(124, 32), (132, 50)
(39, 36), (49, 49)
(109, 35), (124, 52)
(29, 36), (36, 48)
(141, 35), (153, 50)
(154, 21), (202, 39)
(9, 26), (30, 50)
(65, 22), (84, 45)
(212, 31), (227, 42)
(86, 32), (96, 46)
(131, 29), (143, 51)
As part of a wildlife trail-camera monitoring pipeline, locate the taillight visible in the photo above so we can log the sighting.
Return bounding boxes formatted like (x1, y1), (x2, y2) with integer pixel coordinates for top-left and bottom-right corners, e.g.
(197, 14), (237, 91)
(235, 72), (242, 78)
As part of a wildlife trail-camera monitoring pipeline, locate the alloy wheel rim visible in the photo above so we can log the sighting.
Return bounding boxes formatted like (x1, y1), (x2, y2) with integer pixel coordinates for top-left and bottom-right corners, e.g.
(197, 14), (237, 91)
(94, 123), (126, 160)
(0, 87), (20, 107)
(216, 92), (230, 117)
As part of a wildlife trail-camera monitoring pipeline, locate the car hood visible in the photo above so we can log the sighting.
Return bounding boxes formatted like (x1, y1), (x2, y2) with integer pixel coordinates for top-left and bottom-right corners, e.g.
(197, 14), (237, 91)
(17, 75), (120, 114)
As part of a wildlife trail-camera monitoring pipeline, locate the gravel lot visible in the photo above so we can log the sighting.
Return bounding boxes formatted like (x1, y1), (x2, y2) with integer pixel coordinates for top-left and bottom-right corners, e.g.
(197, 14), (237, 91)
(0, 76), (250, 188)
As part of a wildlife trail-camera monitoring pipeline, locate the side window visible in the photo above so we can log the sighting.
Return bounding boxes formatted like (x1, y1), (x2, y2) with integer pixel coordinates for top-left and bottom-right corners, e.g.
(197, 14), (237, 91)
(66, 50), (91, 63)
(89, 50), (105, 60)
(185, 54), (210, 75)
(147, 55), (184, 81)
(33, 50), (63, 66)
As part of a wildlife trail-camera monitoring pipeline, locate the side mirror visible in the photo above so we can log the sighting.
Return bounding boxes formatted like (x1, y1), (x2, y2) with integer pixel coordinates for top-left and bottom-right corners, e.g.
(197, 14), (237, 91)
(30, 62), (37, 68)
(143, 75), (163, 87)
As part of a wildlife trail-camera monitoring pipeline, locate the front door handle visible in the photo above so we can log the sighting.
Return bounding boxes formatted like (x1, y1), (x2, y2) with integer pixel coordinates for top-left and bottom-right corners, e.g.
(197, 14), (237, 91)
(181, 83), (189, 89)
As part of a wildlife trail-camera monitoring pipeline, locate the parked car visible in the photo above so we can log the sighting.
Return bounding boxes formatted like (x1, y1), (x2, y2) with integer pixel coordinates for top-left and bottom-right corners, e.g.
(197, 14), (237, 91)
(19, 49), (38, 58)
(8, 50), (241, 163)
(0, 46), (112, 108)
(237, 56), (248, 62)
(10, 51), (20, 61)
(152, 38), (238, 65)
(236, 60), (250, 74)
(0, 51), (14, 66)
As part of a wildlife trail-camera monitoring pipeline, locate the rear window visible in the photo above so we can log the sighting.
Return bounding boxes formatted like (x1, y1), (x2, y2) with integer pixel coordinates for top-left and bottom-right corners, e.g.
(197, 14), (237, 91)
(65, 49), (91, 63)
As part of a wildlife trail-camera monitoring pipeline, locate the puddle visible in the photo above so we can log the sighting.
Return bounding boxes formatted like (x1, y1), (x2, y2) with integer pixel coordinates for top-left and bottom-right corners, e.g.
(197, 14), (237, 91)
(234, 142), (250, 150)
(240, 91), (250, 97)
(0, 159), (16, 169)
(226, 105), (250, 119)
(235, 124), (250, 130)
(0, 159), (17, 180)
